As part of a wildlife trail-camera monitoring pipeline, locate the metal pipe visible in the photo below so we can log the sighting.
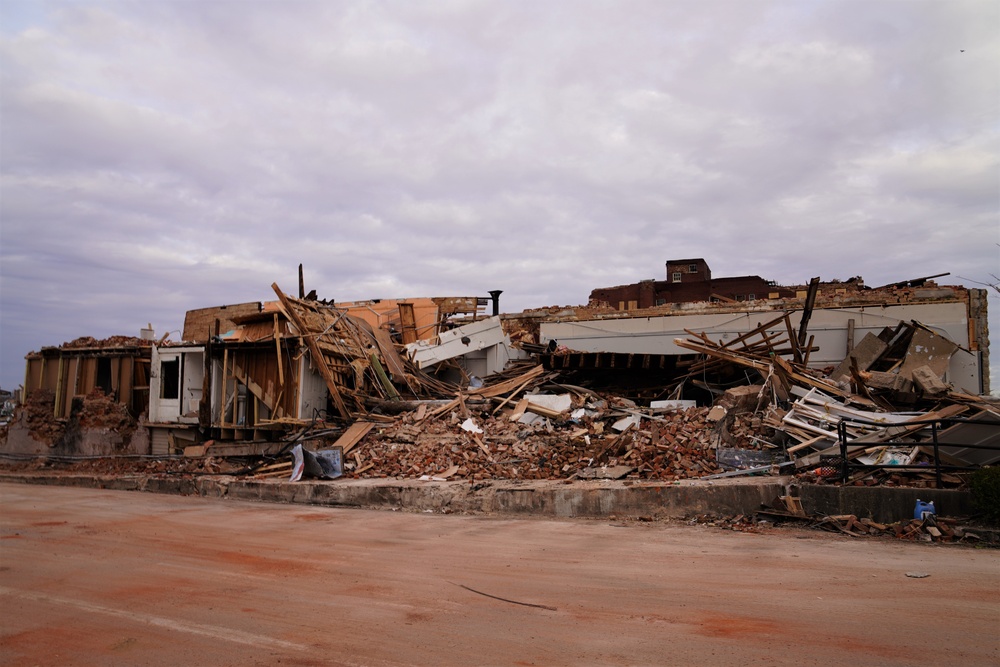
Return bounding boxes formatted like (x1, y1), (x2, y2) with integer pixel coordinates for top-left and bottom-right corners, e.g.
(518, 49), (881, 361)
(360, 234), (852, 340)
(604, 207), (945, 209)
(488, 290), (503, 316)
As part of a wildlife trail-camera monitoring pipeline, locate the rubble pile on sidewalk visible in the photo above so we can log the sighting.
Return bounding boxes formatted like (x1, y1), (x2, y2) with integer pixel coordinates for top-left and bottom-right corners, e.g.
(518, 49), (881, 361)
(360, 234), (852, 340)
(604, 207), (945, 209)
(748, 494), (997, 544)
(0, 454), (242, 477)
(4, 270), (996, 496)
(684, 507), (996, 544)
(811, 514), (983, 543)
(344, 403), (743, 482)
(166, 311), (998, 488)
(669, 317), (999, 488)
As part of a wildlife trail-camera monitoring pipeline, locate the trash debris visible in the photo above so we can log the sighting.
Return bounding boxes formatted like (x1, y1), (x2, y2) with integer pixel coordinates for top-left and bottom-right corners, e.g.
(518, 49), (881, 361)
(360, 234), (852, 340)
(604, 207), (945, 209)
(290, 444), (343, 481)
(914, 500), (936, 520)
(4, 262), (996, 503)
(460, 418), (484, 434)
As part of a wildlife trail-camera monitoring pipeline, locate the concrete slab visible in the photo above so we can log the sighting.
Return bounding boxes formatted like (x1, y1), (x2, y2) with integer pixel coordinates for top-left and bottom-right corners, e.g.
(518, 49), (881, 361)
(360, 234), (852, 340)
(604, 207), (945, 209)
(0, 471), (973, 523)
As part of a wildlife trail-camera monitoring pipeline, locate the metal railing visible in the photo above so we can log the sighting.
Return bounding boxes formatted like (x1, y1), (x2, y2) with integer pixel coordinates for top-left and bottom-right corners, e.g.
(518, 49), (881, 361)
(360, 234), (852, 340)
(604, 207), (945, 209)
(833, 415), (1000, 487)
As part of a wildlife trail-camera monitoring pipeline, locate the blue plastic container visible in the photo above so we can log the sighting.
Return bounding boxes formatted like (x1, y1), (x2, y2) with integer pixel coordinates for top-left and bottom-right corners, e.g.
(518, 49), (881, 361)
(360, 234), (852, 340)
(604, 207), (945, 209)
(914, 499), (936, 520)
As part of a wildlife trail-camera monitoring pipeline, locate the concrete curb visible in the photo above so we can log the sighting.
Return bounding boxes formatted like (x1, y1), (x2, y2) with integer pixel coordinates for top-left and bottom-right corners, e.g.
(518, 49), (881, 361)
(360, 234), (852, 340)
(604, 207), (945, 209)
(0, 472), (974, 523)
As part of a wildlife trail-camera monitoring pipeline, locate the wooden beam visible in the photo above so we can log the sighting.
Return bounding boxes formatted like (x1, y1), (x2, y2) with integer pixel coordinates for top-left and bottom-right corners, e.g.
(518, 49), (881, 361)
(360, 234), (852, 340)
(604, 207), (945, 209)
(398, 302), (419, 345)
(797, 277), (821, 348)
(332, 421), (376, 455)
(274, 313), (284, 386)
(231, 362), (275, 414)
(370, 325), (407, 379)
(674, 337), (850, 398)
(272, 282), (352, 419)
(783, 313), (802, 364)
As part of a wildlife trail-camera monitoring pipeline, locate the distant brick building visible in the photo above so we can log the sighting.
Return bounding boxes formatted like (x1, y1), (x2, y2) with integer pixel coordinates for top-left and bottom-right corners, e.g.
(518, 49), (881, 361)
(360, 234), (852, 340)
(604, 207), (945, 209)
(589, 259), (795, 310)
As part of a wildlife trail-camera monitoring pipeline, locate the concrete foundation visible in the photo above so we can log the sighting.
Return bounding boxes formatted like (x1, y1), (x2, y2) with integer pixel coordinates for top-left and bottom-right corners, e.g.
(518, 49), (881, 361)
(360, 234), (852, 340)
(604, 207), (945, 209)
(0, 472), (975, 524)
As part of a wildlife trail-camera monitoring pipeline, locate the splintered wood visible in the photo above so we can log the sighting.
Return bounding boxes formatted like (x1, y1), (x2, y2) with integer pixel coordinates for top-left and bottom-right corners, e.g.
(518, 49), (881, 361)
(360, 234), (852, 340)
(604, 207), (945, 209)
(336, 401), (773, 482)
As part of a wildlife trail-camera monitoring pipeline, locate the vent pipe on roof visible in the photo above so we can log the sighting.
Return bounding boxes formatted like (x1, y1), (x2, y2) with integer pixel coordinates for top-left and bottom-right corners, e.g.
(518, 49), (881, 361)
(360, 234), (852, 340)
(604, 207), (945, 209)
(488, 290), (503, 316)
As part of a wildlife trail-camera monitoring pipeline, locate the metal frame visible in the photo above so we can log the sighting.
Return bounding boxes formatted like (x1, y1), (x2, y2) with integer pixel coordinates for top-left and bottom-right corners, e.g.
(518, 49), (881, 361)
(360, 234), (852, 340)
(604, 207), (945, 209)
(834, 415), (1000, 487)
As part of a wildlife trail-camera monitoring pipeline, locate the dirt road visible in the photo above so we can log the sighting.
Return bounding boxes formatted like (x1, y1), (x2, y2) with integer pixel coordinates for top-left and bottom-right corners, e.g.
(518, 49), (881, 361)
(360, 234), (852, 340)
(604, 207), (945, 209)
(0, 483), (996, 666)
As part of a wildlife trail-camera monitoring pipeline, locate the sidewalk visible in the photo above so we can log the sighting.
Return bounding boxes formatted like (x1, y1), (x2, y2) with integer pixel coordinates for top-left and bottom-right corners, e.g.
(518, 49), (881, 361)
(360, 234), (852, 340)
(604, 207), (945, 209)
(0, 471), (974, 524)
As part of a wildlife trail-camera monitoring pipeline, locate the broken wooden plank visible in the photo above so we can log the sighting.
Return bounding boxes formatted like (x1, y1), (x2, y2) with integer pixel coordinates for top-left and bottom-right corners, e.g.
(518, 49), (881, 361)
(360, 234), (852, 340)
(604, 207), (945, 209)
(795, 403), (969, 468)
(231, 362), (276, 413)
(331, 421), (376, 456)
(272, 282), (352, 419)
(470, 365), (546, 399)
(796, 277), (820, 348)
(786, 434), (832, 454)
(397, 302), (419, 345)
(674, 338), (851, 398)
(509, 397), (530, 422)
(370, 326), (408, 379)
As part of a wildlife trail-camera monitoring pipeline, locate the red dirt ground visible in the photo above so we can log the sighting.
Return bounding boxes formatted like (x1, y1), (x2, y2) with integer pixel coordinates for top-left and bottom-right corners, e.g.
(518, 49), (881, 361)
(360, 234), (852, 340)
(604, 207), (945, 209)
(0, 483), (997, 666)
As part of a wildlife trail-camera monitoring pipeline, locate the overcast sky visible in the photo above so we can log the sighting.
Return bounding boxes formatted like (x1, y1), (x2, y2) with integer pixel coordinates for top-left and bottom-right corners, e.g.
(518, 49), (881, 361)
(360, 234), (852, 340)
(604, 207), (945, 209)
(1, 0), (998, 393)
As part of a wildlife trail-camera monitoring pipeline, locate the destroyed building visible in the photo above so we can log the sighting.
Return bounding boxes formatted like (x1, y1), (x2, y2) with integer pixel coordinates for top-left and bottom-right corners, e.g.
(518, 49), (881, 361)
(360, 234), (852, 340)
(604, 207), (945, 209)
(2, 263), (997, 503)
(22, 335), (153, 419)
(590, 258), (799, 309)
(142, 285), (515, 453)
(515, 260), (989, 398)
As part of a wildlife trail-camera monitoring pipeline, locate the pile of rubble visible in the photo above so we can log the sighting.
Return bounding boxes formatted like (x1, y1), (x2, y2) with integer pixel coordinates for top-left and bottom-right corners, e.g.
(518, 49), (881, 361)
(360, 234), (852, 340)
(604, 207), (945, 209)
(71, 389), (139, 445)
(345, 403), (744, 482)
(667, 317), (998, 486)
(59, 335), (153, 349)
(4, 389), (66, 444)
(0, 455), (241, 477)
(185, 309), (997, 489)
(4, 273), (996, 497)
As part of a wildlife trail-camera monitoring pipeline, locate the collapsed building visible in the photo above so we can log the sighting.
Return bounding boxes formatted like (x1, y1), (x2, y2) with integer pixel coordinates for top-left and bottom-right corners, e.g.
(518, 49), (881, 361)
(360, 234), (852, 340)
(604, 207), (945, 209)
(2, 261), (997, 497)
(513, 260), (988, 399)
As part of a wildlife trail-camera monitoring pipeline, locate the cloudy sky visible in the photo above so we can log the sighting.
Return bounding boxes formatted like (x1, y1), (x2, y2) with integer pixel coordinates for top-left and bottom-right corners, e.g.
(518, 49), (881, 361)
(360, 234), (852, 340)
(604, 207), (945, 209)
(1, 0), (998, 393)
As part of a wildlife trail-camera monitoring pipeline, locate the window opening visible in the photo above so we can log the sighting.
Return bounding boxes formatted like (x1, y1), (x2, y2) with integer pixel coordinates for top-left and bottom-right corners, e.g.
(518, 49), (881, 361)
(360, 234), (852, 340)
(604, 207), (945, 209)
(96, 358), (113, 395)
(160, 358), (180, 399)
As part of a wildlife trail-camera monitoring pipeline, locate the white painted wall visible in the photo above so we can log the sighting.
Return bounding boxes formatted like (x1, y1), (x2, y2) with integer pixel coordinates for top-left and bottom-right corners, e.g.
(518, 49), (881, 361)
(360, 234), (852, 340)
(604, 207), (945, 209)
(297, 354), (329, 420)
(540, 302), (985, 394)
(149, 345), (205, 424)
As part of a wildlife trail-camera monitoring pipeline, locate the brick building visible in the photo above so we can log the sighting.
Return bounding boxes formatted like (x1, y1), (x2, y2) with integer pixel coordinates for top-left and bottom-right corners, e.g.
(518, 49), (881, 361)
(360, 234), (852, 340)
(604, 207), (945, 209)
(589, 259), (796, 310)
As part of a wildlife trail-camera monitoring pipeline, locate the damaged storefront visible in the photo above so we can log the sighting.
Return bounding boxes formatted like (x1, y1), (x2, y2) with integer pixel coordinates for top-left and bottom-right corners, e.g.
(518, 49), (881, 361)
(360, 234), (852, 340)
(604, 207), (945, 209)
(2, 263), (997, 526)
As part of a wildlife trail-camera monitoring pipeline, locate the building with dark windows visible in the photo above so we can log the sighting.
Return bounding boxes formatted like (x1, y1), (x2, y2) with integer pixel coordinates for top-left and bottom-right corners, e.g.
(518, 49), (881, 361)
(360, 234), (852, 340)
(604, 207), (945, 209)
(590, 258), (798, 310)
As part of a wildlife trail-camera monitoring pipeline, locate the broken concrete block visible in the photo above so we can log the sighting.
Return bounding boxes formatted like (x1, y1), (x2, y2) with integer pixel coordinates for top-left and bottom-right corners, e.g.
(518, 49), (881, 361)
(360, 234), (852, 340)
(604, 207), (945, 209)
(911, 365), (949, 395)
(898, 328), (959, 380)
(830, 333), (888, 382)
(706, 405), (727, 423)
(717, 385), (764, 413)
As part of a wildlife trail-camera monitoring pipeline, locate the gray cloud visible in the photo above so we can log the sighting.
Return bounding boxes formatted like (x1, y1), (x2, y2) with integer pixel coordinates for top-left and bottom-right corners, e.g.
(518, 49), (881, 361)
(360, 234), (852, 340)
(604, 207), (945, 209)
(2, 0), (998, 391)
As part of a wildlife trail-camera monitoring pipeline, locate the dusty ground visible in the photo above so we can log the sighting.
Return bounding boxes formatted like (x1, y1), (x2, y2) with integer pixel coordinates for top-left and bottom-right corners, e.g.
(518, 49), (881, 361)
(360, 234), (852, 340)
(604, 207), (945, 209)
(0, 483), (997, 667)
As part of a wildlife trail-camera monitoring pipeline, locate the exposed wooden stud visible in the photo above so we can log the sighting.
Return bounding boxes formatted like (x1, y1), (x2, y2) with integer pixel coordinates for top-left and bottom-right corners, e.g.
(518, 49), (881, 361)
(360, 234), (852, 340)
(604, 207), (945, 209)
(272, 282), (351, 420)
